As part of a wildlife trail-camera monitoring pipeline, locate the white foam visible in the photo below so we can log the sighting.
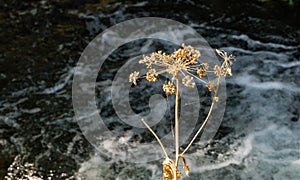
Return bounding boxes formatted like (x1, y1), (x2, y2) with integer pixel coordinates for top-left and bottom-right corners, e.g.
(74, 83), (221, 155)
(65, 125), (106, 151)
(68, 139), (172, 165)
(232, 34), (299, 50)
(292, 159), (300, 164)
(78, 152), (161, 179)
(264, 60), (300, 68)
(220, 46), (290, 60)
(190, 135), (253, 172)
(233, 73), (300, 93)
(189, 125), (276, 172)
(188, 124), (300, 177)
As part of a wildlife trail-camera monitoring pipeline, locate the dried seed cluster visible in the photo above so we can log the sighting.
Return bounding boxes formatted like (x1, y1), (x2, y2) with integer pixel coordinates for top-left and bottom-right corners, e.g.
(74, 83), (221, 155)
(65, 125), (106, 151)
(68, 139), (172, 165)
(129, 45), (235, 98)
(163, 81), (176, 95)
(129, 71), (139, 86)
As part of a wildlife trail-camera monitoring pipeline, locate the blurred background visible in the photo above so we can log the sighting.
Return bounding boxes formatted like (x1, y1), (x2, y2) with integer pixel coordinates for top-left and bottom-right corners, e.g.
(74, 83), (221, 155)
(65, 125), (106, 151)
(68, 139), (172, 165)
(0, 0), (299, 179)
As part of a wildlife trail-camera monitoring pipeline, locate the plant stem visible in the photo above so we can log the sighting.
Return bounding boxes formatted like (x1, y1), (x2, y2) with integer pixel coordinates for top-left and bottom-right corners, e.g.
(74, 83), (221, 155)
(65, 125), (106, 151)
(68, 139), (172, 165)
(181, 77), (221, 156)
(141, 119), (169, 159)
(181, 101), (215, 156)
(175, 77), (180, 168)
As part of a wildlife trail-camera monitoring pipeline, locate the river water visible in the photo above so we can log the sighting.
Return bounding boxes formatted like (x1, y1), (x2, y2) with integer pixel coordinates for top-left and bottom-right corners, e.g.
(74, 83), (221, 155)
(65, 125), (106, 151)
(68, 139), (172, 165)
(1, 0), (299, 179)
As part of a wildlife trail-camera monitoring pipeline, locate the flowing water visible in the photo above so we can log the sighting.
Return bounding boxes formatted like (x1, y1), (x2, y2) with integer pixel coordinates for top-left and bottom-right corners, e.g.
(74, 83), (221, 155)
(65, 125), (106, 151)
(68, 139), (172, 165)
(1, 0), (299, 179)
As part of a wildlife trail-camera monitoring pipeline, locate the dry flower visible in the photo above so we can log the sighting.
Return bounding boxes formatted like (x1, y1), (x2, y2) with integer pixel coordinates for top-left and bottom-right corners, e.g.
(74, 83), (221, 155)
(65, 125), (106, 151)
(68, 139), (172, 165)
(146, 69), (158, 82)
(139, 44), (201, 80)
(177, 155), (190, 177)
(129, 45), (236, 180)
(163, 81), (176, 95)
(182, 75), (195, 88)
(215, 49), (235, 77)
(214, 65), (221, 77)
(129, 71), (139, 86)
(197, 67), (206, 78)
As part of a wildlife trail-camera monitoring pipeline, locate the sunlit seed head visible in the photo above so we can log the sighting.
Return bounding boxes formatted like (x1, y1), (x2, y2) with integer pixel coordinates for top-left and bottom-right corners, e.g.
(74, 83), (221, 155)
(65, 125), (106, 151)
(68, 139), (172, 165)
(129, 71), (139, 86)
(197, 67), (207, 78)
(182, 75), (195, 88)
(214, 65), (221, 77)
(163, 81), (176, 95)
(131, 46), (236, 107)
(146, 69), (158, 82)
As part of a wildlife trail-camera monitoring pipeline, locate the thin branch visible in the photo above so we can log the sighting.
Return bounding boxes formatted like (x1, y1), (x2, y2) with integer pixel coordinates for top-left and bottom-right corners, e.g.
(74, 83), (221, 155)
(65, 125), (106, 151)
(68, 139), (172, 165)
(175, 77), (180, 168)
(181, 77), (221, 156)
(185, 70), (207, 84)
(141, 118), (169, 158)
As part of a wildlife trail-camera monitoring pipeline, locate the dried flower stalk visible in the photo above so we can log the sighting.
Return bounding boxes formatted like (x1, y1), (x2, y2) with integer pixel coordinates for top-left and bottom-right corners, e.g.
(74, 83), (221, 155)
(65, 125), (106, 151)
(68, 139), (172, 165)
(129, 45), (235, 179)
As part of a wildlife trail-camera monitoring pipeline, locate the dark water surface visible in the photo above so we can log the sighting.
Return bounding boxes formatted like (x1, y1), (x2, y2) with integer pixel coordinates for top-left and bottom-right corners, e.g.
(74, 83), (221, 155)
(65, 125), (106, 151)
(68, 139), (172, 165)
(0, 0), (299, 179)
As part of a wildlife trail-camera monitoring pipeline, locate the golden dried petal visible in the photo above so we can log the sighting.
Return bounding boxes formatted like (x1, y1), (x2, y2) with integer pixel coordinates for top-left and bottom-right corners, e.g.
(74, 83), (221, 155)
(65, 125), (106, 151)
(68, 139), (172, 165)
(146, 69), (158, 82)
(129, 71), (139, 86)
(197, 67), (207, 78)
(163, 55), (172, 63)
(163, 81), (176, 95)
(182, 75), (195, 88)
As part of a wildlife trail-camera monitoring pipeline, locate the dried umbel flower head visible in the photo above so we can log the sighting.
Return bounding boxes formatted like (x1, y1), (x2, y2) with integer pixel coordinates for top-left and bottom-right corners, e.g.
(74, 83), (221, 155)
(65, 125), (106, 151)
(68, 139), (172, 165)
(182, 75), (195, 88)
(197, 67), (206, 78)
(129, 71), (139, 86)
(214, 49), (235, 77)
(131, 44), (210, 92)
(163, 81), (176, 95)
(146, 69), (158, 82)
(129, 45), (236, 180)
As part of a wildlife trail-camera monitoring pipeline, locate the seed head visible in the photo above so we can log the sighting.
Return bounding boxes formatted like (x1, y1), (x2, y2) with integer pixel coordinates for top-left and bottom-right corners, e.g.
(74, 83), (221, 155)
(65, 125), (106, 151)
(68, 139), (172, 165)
(182, 75), (195, 88)
(146, 69), (158, 82)
(215, 49), (235, 77)
(129, 71), (139, 86)
(130, 47), (235, 96)
(214, 65), (221, 77)
(197, 67), (207, 78)
(163, 81), (176, 95)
